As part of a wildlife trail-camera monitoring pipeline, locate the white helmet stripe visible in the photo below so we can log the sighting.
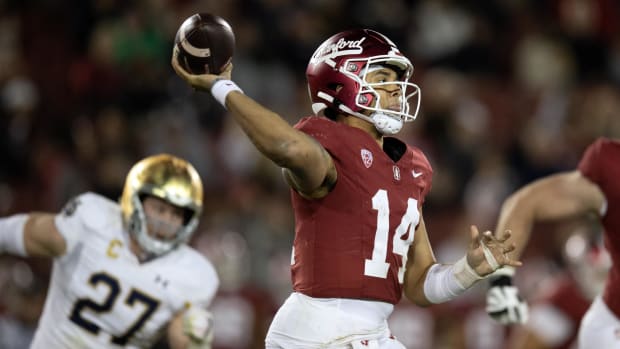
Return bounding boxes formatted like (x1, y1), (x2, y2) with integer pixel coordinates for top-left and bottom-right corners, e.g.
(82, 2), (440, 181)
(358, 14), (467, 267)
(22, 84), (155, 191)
(179, 29), (212, 57)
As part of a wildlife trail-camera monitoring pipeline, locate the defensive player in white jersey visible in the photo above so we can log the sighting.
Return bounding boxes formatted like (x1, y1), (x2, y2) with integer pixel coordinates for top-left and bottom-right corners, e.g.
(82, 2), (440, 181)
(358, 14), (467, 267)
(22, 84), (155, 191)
(0, 154), (219, 349)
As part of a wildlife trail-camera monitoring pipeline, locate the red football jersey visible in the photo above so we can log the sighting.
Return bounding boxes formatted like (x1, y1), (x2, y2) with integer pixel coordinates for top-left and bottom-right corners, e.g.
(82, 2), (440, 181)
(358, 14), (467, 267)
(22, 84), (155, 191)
(543, 276), (591, 349)
(290, 117), (433, 304)
(577, 138), (620, 316)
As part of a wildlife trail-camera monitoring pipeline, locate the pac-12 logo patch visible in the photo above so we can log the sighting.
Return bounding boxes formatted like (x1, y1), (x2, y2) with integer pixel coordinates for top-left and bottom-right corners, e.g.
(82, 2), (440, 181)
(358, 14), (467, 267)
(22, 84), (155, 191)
(361, 149), (373, 168)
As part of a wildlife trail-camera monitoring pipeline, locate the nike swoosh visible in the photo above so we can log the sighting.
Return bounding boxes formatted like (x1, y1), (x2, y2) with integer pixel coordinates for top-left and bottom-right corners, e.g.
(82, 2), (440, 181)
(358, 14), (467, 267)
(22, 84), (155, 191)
(412, 170), (423, 178)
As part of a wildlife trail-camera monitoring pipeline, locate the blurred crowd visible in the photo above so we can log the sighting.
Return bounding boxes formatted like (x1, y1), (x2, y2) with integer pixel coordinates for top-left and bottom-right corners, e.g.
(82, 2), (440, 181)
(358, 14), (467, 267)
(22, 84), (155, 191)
(0, 0), (619, 348)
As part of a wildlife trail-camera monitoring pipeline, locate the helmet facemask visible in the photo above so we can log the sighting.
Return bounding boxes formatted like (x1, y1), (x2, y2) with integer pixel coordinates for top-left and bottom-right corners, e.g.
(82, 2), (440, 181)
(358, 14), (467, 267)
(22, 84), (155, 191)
(341, 56), (421, 134)
(127, 193), (200, 259)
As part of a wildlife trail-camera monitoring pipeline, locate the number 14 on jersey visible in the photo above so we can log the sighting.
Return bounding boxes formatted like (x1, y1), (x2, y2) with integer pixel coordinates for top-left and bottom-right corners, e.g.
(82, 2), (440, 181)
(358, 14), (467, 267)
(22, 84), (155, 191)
(365, 189), (419, 283)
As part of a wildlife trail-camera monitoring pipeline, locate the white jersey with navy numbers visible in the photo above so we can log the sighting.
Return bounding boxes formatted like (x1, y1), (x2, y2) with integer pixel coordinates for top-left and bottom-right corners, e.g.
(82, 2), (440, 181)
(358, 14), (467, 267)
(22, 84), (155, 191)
(30, 192), (219, 349)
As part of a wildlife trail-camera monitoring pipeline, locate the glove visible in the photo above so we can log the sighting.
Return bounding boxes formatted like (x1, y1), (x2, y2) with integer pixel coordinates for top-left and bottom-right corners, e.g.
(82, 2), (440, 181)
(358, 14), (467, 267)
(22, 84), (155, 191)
(485, 266), (529, 324)
(182, 307), (214, 349)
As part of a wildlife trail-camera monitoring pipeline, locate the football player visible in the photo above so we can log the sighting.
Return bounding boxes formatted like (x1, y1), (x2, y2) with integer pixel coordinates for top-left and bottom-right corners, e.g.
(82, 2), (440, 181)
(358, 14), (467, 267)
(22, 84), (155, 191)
(172, 29), (521, 349)
(0, 154), (219, 349)
(486, 138), (620, 348)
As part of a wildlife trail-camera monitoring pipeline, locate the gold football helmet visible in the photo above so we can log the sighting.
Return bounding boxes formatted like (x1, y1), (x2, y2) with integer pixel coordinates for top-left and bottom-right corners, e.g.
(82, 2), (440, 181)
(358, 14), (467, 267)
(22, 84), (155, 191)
(120, 154), (203, 257)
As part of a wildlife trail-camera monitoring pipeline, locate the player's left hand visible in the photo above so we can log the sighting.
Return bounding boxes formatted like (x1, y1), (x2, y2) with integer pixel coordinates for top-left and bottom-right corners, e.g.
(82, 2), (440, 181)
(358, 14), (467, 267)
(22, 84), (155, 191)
(466, 226), (521, 277)
(171, 46), (233, 91)
(182, 307), (214, 349)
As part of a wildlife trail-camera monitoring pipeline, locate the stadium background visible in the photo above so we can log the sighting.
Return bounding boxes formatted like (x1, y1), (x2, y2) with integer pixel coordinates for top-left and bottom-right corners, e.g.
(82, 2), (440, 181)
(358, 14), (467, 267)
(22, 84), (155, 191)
(0, 0), (619, 348)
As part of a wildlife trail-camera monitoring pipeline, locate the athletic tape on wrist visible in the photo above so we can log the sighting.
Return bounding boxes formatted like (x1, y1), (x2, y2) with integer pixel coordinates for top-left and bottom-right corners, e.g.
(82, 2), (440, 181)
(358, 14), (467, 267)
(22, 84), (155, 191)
(211, 79), (243, 108)
(453, 256), (485, 289)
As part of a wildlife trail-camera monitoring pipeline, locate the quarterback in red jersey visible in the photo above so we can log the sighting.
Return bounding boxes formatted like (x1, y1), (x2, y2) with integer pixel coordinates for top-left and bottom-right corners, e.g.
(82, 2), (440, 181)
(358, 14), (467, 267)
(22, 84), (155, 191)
(172, 28), (520, 349)
(486, 138), (620, 348)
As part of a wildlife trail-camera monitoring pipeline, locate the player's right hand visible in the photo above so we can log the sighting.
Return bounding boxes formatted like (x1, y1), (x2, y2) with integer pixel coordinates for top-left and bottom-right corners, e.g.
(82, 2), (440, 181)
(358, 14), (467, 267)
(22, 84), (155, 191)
(171, 46), (233, 91)
(486, 267), (529, 324)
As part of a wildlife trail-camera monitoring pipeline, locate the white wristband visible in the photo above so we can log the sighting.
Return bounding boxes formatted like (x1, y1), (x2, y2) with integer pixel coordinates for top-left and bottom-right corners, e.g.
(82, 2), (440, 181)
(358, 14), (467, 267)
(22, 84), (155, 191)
(423, 256), (487, 304)
(0, 214), (28, 256)
(210, 79), (243, 109)
(423, 263), (466, 304)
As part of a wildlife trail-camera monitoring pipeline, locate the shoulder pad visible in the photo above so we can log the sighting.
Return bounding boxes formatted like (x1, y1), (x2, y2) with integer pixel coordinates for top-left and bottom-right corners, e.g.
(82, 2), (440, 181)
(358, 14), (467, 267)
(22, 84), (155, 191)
(61, 192), (121, 231)
(172, 247), (220, 306)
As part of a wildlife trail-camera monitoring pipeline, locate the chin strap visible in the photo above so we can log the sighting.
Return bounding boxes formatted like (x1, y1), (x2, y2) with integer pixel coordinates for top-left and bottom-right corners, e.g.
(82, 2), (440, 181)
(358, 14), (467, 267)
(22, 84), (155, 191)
(370, 112), (403, 134)
(336, 102), (404, 135)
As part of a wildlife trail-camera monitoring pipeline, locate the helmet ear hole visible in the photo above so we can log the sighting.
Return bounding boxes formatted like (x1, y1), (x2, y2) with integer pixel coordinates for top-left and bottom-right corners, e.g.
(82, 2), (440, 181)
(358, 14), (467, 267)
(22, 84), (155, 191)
(327, 83), (342, 92)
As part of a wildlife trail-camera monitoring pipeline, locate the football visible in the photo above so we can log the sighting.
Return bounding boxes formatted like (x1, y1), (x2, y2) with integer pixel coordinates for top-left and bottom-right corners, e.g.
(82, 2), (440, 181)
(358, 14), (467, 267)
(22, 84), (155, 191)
(174, 13), (235, 75)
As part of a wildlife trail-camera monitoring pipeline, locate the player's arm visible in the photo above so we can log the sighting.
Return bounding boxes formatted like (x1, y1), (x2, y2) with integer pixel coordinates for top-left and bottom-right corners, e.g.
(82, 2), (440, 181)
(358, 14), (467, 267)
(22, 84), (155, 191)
(496, 170), (605, 259)
(0, 213), (67, 258)
(171, 52), (336, 198)
(404, 217), (520, 307)
(226, 93), (337, 198)
(167, 307), (214, 349)
(486, 170), (604, 325)
(402, 217), (438, 306)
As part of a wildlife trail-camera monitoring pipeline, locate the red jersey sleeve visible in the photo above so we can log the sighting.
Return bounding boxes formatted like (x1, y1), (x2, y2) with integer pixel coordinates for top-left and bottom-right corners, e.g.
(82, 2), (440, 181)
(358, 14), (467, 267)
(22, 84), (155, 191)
(578, 138), (604, 185)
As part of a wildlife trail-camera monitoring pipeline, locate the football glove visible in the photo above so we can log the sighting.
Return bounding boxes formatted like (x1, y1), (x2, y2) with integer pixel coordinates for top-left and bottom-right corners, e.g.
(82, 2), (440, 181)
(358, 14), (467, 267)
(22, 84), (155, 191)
(485, 266), (528, 324)
(182, 307), (214, 349)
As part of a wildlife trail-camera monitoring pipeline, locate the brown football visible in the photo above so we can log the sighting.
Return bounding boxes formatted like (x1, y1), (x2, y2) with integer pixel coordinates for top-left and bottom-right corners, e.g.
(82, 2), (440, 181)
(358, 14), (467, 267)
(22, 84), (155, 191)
(174, 13), (235, 74)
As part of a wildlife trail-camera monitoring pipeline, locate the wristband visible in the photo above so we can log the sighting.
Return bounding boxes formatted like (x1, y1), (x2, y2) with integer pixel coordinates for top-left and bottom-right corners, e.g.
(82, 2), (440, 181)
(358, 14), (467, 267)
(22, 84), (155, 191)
(423, 263), (466, 304)
(211, 79), (243, 109)
(423, 255), (488, 304)
(0, 214), (28, 256)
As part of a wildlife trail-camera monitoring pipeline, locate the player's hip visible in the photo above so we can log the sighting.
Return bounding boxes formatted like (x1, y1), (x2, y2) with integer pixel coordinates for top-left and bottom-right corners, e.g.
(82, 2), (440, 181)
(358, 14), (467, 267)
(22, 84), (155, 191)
(578, 296), (620, 349)
(265, 292), (400, 348)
